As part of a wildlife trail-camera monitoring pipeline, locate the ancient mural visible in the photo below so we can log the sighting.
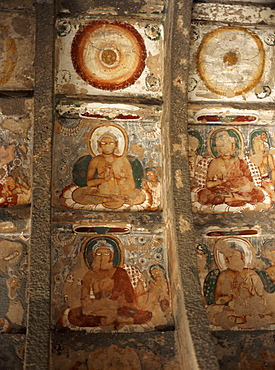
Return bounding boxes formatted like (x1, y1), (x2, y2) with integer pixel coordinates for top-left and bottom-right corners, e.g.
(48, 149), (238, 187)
(55, 18), (163, 98)
(0, 236), (28, 333)
(0, 12), (33, 370)
(0, 98), (33, 336)
(0, 14), (34, 208)
(188, 24), (275, 102)
(0, 12), (34, 90)
(188, 108), (275, 213)
(196, 231), (275, 330)
(52, 226), (171, 332)
(52, 7), (171, 367)
(53, 103), (162, 212)
(0, 110), (32, 208)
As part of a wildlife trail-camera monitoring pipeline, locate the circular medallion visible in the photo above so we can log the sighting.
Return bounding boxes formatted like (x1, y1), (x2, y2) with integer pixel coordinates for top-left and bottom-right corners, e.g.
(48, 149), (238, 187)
(71, 21), (147, 91)
(197, 27), (265, 96)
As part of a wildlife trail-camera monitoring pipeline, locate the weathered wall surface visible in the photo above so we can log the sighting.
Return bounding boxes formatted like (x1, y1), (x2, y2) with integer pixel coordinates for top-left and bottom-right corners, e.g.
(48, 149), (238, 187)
(3, 0), (275, 369)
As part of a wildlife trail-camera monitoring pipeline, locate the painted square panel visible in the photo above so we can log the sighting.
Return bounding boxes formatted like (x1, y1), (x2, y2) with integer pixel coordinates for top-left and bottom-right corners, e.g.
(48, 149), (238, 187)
(53, 102), (162, 212)
(51, 335), (178, 370)
(188, 113), (275, 213)
(197, 228), (275, 331)
(55, 18), (163, 98)
(51, 224), (172, 332)
(0, 235), (29, 333)
(0, 98), (33, 208)
(0, 12), (35, 90)
(188, 23), (275, 103)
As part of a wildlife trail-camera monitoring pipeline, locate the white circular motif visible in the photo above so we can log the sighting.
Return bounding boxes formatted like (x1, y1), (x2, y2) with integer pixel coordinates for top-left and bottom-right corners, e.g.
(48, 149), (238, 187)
(197, 27), (265, 96)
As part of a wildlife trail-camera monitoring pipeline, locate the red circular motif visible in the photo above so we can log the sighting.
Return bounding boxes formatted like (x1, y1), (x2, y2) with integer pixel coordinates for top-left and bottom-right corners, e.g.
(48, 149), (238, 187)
(71, 20), (147, 91)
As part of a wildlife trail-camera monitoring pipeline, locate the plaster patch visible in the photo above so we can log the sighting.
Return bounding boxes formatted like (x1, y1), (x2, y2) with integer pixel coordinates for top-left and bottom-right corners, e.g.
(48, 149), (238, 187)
(0, 222), (17, 233)
(182, 28), (189, 36)
(177, 16), (183, 29)
(6, 300), (24, 326)
(2, 117), (31, 139)
(225, 89), (235, 98)
(62, 84), (77, 95)
(173, 76), (186, 94)
(255, 85), (264, 94)
(179, 215), (191, 233)
(175, 169), (184, 189)
(147, 52), (161, 77)
(130, 144), (145, 160)
(180, 58), (187, 66)
(172, 134), (187, 156)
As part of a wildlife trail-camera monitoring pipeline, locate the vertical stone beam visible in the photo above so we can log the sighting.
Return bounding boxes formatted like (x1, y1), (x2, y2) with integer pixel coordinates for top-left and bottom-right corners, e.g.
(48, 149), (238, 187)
(25, 2), (54, 369)
(168, 0), (218, 368)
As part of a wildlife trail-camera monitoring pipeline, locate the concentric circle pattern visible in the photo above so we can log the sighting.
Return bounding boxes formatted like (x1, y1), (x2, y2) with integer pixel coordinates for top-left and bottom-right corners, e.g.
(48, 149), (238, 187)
(71, 21), (147, 91)
(197, 27), (265, 96)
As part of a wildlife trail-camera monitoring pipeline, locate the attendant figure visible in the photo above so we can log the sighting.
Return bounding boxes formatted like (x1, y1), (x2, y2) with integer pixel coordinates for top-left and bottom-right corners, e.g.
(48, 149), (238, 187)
(261, 240), (275, 283)
(188, 131), (203, 183)
(142, 168), (161, 211)
(249, 132), (275, 198)
(146, 264), (170, 326)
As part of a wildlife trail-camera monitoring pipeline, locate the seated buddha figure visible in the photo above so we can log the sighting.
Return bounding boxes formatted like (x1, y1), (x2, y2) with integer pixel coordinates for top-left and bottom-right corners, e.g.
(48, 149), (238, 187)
(72, 132), (145, 209)
(67, 239), (152, 328)
(197, 129), (264, 207)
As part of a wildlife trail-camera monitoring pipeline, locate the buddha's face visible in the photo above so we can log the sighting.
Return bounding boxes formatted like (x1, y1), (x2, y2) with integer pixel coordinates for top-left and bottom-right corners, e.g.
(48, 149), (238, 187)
(215, 130), (234, 156)
(253, 137), (266, 153)
(93, 247), (114, 270)
(146, 170), (157, 182)
(98, 136), (117, 155)
(261, 132), (267, 142)
(225, 249), (245, 272)
(151, 266), (164, 281)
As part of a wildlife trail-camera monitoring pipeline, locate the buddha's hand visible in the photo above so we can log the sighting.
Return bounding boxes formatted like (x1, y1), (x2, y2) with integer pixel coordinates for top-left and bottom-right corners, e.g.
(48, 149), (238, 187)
(215, 295), (232, 305)
(104, 167), (115, 181)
